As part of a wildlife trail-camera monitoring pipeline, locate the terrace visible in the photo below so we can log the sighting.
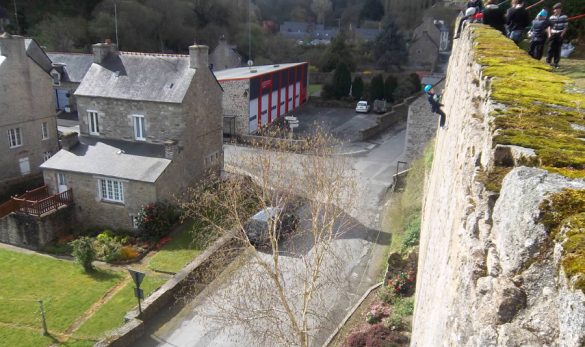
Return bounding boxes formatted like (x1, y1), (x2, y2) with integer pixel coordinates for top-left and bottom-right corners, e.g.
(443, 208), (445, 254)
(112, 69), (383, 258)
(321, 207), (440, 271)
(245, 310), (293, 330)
(0, 185), (73, 218)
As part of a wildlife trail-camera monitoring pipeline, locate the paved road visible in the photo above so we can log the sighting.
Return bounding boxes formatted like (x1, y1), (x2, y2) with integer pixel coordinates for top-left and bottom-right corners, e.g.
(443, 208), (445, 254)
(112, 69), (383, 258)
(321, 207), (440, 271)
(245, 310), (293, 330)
(135, 125), (406, 347)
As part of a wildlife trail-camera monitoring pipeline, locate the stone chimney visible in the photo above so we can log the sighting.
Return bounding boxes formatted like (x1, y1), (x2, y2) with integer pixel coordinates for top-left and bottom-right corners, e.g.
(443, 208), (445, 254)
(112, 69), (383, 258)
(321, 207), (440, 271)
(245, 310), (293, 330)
(0, 33), (26, 60)
(189, 44), (209, 69)
(92, 39), (117, 64)
(61, 132), (79, 151)
(164, 140), (178, 160)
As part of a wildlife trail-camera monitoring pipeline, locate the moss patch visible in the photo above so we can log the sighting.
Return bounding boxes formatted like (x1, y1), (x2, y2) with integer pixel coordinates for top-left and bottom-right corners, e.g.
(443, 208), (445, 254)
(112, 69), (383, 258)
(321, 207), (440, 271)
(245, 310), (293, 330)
(476, 167), (512, 193)
(539, 189), (585, 292)
(470, 25), (585, 177)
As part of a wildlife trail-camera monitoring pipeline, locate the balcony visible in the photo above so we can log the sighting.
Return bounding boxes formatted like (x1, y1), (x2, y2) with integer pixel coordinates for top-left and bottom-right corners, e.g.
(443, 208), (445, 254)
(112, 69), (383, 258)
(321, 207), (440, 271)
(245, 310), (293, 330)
(0, 186), (73, 218)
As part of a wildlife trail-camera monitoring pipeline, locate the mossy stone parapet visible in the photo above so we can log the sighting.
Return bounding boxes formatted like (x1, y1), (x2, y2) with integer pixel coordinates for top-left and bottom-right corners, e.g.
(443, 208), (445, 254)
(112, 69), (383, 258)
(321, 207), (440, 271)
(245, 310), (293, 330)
(470, 25), (585, 178)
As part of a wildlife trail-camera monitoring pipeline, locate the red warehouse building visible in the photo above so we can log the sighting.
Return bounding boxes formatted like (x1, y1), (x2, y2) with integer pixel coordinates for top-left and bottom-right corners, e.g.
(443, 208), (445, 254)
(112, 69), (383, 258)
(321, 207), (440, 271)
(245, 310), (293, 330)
(215, 62), (309, 136)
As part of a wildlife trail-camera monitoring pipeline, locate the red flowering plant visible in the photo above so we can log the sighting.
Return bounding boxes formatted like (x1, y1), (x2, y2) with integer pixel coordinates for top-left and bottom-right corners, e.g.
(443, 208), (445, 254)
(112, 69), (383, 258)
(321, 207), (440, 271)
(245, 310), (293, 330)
(387, 269), (416, 296)
(136, 201), (180, 241)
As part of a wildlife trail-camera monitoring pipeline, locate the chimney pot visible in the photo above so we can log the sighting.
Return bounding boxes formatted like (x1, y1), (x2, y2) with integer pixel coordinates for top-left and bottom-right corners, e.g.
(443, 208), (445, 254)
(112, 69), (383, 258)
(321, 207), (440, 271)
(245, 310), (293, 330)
(61, 132), (79, 151)
(92, 41), (117, 64)
(189, 44), (209, 69)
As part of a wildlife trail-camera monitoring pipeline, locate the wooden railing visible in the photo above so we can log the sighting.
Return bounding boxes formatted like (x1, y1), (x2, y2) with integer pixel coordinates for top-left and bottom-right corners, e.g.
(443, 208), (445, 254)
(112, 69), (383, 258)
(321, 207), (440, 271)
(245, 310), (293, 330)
(0, 187), (73, 218)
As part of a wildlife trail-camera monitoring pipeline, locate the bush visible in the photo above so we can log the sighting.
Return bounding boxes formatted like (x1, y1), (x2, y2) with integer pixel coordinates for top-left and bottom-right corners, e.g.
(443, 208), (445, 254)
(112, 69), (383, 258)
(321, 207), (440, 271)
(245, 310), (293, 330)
(120, 246), (139, 260)
(387, 269), (416, 296)
(94, 232), (123, 262)
(352, 76), (365, 100)
(137, 201), (181, 241)
(70, 237), (95, 272)
(401, 213), (421, 250)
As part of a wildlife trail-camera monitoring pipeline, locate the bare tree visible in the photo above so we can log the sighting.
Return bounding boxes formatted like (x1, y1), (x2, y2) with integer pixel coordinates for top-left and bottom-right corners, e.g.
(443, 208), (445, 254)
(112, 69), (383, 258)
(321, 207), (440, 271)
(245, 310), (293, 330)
(311, 0), (332, 25)
(182, 130), (359, 346)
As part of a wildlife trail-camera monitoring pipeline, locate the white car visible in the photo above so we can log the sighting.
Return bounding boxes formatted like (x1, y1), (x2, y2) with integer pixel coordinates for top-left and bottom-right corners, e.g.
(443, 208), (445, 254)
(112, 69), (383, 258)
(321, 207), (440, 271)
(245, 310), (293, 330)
(355, 100), (371, 113)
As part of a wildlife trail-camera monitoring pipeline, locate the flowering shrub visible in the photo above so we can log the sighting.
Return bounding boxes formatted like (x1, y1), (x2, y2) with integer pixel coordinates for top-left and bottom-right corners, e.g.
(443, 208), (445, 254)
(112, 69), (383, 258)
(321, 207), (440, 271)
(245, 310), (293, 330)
(120, 246), (139, 260)
(387, 269), (416, 296)
(94, 232), (122, 262)
(137, 202), (180, 240)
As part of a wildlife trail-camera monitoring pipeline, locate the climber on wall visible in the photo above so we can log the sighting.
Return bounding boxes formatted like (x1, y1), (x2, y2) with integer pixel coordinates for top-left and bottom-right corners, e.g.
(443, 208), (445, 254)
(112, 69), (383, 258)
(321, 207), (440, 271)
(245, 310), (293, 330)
(424, 84), (446, 129)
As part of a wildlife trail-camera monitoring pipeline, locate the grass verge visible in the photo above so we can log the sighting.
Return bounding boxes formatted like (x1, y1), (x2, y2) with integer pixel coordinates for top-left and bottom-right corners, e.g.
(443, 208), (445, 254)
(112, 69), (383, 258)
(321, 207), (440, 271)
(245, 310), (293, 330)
(148, 221), (208, 274)
(73, 275), (166, 339)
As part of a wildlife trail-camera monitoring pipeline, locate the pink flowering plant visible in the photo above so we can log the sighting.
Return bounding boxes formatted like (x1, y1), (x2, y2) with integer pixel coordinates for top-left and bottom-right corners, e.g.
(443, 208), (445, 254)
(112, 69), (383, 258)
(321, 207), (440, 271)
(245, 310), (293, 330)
(387, 269), (416, 296)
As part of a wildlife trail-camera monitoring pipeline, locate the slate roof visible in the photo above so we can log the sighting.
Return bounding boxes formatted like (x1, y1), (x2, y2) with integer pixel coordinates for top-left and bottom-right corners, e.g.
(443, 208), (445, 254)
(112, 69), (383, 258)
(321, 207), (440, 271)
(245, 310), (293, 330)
(47, 53), (93, 83)
(24, 38), (53, 73)
(74, 52), (195, 103)
(40, 136), (170, 183)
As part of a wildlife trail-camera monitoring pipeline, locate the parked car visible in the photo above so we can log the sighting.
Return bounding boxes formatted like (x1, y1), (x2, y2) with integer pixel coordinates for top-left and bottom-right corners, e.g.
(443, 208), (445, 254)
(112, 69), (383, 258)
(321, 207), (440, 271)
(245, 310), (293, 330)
(355, 100), (371, 113)
(244, 207), (299, 246)
(373, 99), (389, 113)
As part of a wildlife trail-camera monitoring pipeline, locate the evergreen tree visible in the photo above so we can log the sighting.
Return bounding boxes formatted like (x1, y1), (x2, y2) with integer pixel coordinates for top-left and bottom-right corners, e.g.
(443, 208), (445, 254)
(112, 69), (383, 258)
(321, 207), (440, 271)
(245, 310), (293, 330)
(369, 74), (384, 100)
(321, 34), (356, 72)
(373, 19), (406, 70)
(352, 76), (364, 100)
(384, 75), (397, 102)
(360, 0), (384, 21)
(332, 62), (352, 99)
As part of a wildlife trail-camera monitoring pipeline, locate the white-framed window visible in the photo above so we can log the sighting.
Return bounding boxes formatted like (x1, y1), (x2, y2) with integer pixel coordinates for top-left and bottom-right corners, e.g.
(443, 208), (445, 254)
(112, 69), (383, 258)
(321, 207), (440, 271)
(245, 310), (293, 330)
(42, 151), (52, 161)
(99, 178), (124, 203)
(8, 128), (22, 148)
(41, 122), (49, 140)
(19, 157), (30, 175)
(132, 115), (146, 140)
(88, 110), (100, 135)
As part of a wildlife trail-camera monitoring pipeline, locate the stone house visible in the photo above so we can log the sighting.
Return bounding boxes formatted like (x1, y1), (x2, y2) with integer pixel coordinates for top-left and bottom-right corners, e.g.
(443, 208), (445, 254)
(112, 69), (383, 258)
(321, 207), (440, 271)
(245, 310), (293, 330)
(408, 17), (449, 70)
(0, 33), (59, 195)
(47, 53), (93, 112)
(41, 42), (223, 230)
(209, 37), (242, 71)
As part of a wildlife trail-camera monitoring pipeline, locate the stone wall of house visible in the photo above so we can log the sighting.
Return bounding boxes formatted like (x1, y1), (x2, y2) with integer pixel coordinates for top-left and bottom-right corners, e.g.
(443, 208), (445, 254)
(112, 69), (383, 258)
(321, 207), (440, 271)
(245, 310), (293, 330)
(0, 205), (76, 249)
(156, 66), (224, 201)
(76, 96), (186, 145)
(43, 169), (156, 230)
(220, 79), (250, 136)
(0, 35), (59, 181)
(408, 36), (438, 69)
(404, 82), (443, 163)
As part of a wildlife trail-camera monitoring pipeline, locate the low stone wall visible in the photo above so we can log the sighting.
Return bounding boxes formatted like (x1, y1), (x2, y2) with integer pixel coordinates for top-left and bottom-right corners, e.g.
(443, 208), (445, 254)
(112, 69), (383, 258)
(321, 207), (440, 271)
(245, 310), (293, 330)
(0, 206), (75, 249)
(358, 94), (421, 141)
(239, 134), (309, 151)
(95, 234), (242, 347)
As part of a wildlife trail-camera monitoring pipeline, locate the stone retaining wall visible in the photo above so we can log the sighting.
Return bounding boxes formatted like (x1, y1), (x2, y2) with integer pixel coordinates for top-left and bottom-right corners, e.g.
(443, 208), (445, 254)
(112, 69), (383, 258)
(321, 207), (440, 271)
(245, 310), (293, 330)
(358, 94), (421, 141)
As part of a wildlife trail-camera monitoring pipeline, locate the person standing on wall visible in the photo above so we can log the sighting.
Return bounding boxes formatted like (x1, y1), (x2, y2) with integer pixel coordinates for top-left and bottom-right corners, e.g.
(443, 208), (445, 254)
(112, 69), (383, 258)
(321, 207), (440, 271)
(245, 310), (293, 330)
(506, 0), (531, 44)
(528, 10), (550, 60)
(483, 0), (507, 36)
(546, 3), (569, 68)
(424, 84), (447, 129)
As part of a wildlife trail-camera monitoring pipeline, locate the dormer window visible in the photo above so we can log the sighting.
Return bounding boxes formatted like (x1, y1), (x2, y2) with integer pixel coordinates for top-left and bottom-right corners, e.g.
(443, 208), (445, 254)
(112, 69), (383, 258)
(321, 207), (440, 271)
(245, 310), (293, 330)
(50, 70), (61, 86)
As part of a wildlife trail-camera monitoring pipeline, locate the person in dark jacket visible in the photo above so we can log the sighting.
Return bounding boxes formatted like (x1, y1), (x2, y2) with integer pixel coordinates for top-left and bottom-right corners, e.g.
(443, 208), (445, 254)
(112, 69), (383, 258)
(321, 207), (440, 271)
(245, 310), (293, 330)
(546, 3), (569, 68)
(482, 0), (506, 35)
(528, 10), (549, 60)
(424, 84), (446, 128)
(506, 0), (531, 44)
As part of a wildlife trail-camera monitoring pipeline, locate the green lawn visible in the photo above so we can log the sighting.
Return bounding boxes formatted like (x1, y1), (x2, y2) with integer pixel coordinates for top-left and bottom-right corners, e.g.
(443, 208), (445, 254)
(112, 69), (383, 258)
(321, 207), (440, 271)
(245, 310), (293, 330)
(309, 84), (322, 95)
(73, 275), (166, 339)
(0, 249), (124, 346)
(148, 222), (207, 274)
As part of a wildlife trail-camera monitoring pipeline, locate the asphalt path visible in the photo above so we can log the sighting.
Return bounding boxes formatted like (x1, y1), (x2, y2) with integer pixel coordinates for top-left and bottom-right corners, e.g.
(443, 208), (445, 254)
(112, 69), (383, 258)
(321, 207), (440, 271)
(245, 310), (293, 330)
(135, 124), (407, 347)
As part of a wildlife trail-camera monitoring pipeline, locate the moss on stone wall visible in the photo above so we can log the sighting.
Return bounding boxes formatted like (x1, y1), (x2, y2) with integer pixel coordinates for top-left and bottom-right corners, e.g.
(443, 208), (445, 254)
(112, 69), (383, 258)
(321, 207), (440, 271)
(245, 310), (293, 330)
(539, 189), (585, 292)
(470, 26), (585, 293)
(471, 25), (585, 177)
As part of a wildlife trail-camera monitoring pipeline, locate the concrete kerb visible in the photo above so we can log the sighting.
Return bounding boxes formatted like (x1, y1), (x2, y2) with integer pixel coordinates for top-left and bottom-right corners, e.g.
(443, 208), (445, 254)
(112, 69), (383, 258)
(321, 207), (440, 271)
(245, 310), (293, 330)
(95, 233), (241, 347)
(321, 281), (384, 347)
